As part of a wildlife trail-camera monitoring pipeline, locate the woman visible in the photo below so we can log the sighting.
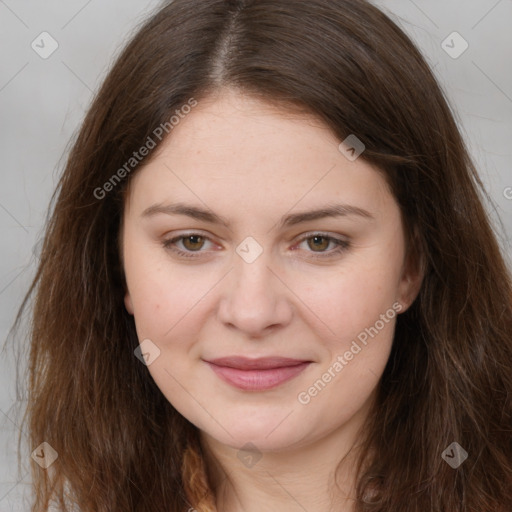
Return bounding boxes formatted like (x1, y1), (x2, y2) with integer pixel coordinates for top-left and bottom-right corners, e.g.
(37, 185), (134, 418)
(13, 0), (512, 510)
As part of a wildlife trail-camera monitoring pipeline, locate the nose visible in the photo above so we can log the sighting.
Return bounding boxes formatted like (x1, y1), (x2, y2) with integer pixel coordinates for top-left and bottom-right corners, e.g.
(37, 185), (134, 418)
(216, 251), (293, 337)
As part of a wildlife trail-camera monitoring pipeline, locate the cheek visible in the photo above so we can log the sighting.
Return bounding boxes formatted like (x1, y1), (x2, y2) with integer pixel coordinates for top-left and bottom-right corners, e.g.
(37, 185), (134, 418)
(295, 288), (398, 427)
(304, 278), (398, 380)
(123, 238), (195, 342)
(291, 244), (402, 408)
(298, 256), (403, 347)
(128, 274), (204, 344)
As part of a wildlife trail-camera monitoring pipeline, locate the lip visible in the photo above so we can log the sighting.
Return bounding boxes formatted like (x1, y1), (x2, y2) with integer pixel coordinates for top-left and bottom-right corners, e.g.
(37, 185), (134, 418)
(204, 356), (312, 391)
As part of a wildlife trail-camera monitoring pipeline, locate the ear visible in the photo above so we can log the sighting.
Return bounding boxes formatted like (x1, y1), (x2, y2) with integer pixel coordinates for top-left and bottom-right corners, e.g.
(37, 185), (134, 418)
(119, 227), (134, 315)
(396, 227), (425, 314)
(124, 291), (134, 315)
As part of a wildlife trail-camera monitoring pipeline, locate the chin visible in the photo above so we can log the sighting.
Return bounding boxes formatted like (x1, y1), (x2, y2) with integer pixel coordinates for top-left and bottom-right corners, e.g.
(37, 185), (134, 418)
(200, 417), (309, 453)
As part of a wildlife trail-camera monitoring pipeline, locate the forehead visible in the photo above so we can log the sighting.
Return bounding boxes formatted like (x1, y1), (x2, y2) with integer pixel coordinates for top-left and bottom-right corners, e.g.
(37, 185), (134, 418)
(124, 89), (392, 220)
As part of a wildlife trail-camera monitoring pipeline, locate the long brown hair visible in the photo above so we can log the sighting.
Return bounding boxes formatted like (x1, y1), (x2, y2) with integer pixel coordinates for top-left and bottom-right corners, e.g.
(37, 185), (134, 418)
(10, 0), (512, 510)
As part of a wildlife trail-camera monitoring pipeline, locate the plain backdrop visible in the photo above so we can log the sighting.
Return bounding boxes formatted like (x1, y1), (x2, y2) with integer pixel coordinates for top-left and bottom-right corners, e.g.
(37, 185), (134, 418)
(0, 0), (511, 509)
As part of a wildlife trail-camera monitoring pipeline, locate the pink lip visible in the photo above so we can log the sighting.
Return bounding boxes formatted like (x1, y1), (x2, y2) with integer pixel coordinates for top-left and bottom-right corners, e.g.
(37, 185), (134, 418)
(204, 356), (311, 391)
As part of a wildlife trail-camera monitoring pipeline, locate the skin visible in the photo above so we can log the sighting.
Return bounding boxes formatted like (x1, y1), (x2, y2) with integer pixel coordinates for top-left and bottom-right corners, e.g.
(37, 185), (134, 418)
(121, 87), (423, 512)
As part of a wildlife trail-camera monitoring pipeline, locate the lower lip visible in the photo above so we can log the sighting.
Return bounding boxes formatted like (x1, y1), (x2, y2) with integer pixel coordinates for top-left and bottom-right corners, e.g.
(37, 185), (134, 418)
(206, 362), (311, 391)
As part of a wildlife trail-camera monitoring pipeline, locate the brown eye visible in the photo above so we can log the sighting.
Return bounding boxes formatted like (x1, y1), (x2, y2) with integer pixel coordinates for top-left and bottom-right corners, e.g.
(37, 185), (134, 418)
(295, 233), (350, 259)
(162, 233), (215, 259)
(162, 232), (349, 261)
(306, 235), (330, 252)
(181, 235), (206, 251)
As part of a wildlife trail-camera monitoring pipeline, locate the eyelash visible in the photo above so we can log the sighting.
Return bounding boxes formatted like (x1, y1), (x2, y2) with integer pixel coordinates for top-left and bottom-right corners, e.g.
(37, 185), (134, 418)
(161, 232), (350, 260)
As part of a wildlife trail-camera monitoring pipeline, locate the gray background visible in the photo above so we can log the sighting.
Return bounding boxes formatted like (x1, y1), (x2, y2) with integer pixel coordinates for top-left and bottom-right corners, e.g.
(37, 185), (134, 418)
(0, 0), (511, 509)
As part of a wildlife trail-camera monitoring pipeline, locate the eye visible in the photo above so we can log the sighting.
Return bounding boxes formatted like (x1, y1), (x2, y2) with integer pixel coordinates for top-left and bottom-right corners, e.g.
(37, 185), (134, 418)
(293, 233), (350, 259)
(161, 232), (350, 260)
(162, 233), (213, 258)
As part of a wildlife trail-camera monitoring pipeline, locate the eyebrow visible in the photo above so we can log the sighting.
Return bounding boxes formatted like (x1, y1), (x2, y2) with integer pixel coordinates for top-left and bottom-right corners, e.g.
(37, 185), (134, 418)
(141, 201), (374, 229)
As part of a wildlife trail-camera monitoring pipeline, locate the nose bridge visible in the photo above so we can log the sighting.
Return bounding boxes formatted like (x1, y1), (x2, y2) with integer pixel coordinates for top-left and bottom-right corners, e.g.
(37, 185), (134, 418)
(217, 237), (292, 334)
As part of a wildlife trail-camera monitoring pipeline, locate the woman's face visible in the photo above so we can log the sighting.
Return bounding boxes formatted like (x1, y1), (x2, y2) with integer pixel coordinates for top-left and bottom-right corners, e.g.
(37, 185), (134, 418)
(122, 88), (421, 453)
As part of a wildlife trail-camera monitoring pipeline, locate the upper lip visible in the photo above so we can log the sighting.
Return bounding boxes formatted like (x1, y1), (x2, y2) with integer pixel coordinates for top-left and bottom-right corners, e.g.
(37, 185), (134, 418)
(205, 356), (311, 370)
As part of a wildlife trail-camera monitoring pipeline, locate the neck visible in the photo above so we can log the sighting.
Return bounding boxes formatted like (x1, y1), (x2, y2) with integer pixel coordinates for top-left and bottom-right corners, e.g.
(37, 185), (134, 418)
(198, 401), (373, 512)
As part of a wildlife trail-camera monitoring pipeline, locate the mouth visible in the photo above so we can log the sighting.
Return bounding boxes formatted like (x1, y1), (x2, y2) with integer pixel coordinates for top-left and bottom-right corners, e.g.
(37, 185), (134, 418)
(203, 356), (312, 391)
